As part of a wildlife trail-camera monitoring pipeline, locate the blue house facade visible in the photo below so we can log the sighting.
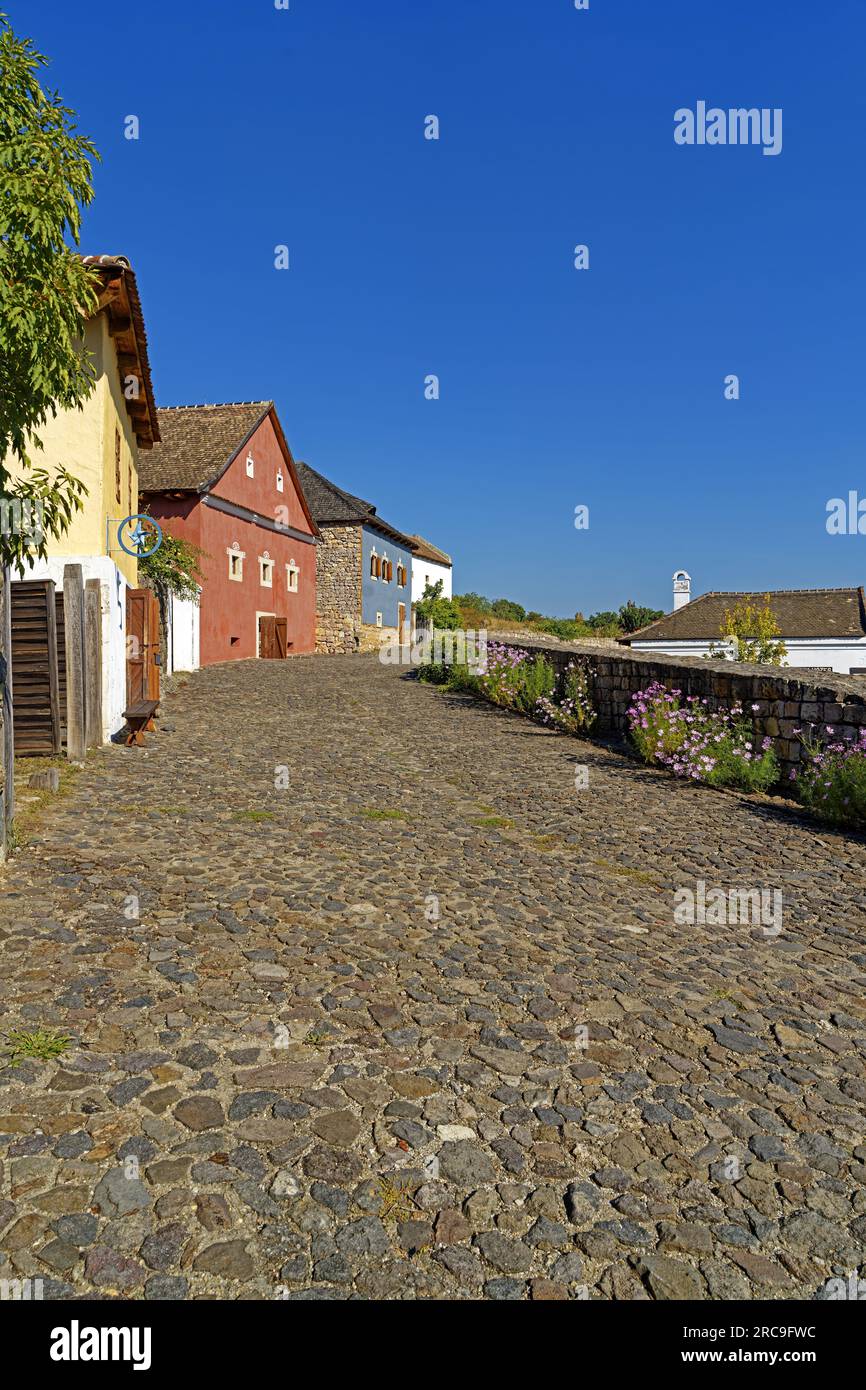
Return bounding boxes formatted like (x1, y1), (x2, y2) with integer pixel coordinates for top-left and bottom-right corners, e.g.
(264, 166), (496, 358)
(361, 523), (413, 632)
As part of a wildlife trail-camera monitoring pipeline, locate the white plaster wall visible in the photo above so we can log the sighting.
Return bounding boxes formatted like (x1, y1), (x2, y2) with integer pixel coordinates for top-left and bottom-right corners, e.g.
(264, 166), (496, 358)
(167, 593), (200, 673)
(631, 637), (866, 676)
(411, 557), (452, 604)
(16, 555), (129, 741)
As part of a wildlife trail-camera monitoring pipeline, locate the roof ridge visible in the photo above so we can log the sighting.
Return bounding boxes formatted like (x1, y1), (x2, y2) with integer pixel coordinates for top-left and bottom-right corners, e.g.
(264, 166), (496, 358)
(156, 400), (273, 412)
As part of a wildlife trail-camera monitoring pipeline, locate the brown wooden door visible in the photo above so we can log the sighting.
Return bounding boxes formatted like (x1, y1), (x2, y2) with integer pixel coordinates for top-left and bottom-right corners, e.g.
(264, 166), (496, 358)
(259, 615), (276, 659)
(398, 603), (406, 645)
(274, 618), (287, 658)
(127, 589), (161, 706)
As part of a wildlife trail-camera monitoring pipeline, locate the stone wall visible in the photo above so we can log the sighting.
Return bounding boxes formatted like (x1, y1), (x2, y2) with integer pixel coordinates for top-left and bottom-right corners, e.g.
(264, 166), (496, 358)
(359, 622), (396, 654)
(512, 640), (866, 782)
(315, 525), (362, 654)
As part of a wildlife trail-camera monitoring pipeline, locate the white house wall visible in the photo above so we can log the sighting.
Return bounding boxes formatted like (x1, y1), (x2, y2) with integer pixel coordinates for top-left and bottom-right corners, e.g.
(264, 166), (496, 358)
(167, 593), (200, 674)
(630, 637), (866, 676)
(411, 557), (452, 604)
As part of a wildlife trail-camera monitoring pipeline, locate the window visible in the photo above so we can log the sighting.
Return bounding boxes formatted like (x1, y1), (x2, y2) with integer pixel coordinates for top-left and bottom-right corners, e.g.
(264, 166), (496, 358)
(127, 460), (133, 511)
(276, 469), (284, 492)
(381, 555), (392, 582)
(397, 563), (406, 587)
(259, 553), (274, 587)
(245, 453), (255, 478)
(370, 549), (380, 579)
(286, 560), (299, 592)
(228, 544), (245, 581)
(375, 612), (383, 627)
(115, 428), (122, 505)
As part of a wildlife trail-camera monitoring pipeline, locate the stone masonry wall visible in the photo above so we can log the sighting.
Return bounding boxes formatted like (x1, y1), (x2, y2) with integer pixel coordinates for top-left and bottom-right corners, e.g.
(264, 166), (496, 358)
(315, 525), (362, 654)
(512, 640), (866, 783)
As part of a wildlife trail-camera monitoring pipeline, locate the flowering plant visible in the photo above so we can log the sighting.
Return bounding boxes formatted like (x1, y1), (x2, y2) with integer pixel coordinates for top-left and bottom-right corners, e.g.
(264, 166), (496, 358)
(792, 726), (866, 826)
(627, 682), (778, 791)
(536, 661), (597, 735)
(475, 643), (556, 714)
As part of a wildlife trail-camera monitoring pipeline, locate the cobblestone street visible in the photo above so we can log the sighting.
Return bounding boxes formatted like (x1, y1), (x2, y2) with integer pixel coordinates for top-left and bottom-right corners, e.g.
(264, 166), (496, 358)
(1, 655), (865, 1301)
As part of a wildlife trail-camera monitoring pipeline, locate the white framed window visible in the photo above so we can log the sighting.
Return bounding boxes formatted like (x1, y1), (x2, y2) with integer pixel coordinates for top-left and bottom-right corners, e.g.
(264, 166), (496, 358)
(276, 469), (284, 492)
(227, 543), (245, 581)
(245, 453), (255, 478)
(259, 552), (274, 587)
(370, 547), (380, 579)
(286, 560), (299, 593)
(375, 612), (383, 627)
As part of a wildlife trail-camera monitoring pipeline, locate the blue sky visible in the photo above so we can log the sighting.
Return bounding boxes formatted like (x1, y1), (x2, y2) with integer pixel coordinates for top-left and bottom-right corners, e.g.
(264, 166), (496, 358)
(24, 0), (866, 616)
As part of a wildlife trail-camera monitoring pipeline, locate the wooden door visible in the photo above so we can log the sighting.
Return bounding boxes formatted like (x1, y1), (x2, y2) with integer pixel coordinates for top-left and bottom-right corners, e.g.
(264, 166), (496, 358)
(126, 589), (161, 707)
(398, 603), (406, 645)
(274, 618), (288, 659)
(259, 615), (276, 659)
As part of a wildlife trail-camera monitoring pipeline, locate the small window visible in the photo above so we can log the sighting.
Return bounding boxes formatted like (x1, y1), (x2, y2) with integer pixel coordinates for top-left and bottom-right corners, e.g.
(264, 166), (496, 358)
(259, 555), (274, 587)
(381, 555), (391, 583)
(397, 563), (406, 587)
(286, 560), (299, 593)
(276, 469), (284, 493)
(228, 545), (245, 581)
(370, 549), (380, 579)
(375, 612), (383, 627)
(245, 453), (255, 478)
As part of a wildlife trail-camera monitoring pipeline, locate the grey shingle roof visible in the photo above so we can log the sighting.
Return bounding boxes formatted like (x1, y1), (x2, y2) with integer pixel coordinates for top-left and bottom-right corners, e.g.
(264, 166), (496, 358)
(408, 534), (451, 565)
(139, 402), (272, 491)
(293, 461), (417, 550)
(622, 589), (866, 642)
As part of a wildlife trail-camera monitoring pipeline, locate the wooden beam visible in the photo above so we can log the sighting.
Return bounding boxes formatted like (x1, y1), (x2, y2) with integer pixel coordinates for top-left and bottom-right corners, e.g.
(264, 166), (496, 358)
(63, 565), (86, 765)
(46, 579), (61, 755)
(84, 580), (103, 749)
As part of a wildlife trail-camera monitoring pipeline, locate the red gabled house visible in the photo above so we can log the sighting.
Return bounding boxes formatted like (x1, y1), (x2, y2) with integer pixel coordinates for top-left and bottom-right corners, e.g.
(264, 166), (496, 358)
(139, 401), (318, 667)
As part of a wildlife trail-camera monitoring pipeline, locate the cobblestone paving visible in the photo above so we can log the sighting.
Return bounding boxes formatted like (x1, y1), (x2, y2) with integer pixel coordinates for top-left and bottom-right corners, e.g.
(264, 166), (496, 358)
(1, 655), (865, 1301)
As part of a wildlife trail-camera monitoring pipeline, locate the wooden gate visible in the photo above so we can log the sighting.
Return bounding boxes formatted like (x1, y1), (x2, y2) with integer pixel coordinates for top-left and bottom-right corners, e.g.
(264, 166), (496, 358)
(126, 589), (161, 708)
(258, 615), (288, 659)
(10, 580), (62, 755)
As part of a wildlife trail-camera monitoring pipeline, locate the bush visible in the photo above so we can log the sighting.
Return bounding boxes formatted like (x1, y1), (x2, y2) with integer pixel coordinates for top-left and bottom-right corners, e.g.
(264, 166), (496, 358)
(536, 662), (597, 735)
(415, 579), (462, 631)
(627, 682), (778, 792)
(793, 728), (866, 825)
(490, 598), (526, 622)
(476, 642), (555, 713)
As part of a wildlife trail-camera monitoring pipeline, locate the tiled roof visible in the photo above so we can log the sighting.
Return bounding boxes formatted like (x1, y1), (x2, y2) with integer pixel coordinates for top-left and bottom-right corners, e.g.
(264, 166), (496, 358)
(622, 589), (866, 642)
(294, 460), (417, 550)
(409, 534), (452, 565)
(80, 255), (159, 447)
(139, 402), (272, 491)
(293, 460), (376, 523)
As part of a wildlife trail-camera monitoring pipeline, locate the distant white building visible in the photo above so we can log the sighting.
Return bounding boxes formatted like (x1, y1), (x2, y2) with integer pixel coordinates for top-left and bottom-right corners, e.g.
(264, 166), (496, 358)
(621, 575), (866, 676)
(409, 535), (452, 604)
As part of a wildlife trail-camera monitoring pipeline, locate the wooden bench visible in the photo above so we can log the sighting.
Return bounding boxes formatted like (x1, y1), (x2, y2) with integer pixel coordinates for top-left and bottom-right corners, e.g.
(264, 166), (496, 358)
(122, 699), (159, 747)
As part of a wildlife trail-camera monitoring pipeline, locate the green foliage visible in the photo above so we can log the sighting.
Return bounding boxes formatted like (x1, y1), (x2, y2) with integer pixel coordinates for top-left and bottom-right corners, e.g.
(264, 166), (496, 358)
(3, 1027), (71, 1065)
(536, 661), (597, 734)
(414, 578), (462, 630)
(0, 12), (100, 570)
(454, 591), (492, 615)
(794, 729), (866, 826)
(709, 596), (788, 666)
(627, 683), (778, 792)
(618, 600), (664, 633)
(490, 598), (525, 621)
(139, 527), (206, 604)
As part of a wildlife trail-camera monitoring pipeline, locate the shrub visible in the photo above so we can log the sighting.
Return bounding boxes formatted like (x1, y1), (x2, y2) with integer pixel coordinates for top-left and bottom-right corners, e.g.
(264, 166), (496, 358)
(490, 598), (526, 622)
(536, 661), (597, 735)
(793, 727), (866, 826)
(627, 682), (778, 792)
(415, 579), (462, 631)
(476, 643), (555, 713)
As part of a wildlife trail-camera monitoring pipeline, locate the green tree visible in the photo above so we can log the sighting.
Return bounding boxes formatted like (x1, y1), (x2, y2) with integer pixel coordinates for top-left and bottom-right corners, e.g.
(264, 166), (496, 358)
(490, 598), (525, 622)
(415, 578), (462, 631)
(0, 11), (101, 573)
(711, 595), (788, 666)
(618, 600), (664, 633)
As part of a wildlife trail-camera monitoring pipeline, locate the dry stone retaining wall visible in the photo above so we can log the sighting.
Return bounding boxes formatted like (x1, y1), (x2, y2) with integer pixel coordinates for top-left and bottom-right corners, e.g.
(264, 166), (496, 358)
(511, 640), (866, 781)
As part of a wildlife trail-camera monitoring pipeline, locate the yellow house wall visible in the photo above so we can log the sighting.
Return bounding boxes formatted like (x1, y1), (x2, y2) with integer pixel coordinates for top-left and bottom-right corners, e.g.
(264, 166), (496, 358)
(10, 313), (140, 585)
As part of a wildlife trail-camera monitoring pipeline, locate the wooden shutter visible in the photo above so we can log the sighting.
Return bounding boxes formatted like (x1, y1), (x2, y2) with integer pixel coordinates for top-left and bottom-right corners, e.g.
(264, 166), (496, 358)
(10, 580), (61, 755)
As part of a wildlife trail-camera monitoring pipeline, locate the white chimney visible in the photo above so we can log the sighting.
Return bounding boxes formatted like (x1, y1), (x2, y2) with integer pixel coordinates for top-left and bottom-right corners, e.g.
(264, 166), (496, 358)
(673, 570), (691, 610)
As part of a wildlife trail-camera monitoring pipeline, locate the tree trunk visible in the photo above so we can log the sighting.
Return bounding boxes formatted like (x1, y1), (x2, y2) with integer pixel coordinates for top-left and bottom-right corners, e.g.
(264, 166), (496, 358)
(0, 565), (14, 860)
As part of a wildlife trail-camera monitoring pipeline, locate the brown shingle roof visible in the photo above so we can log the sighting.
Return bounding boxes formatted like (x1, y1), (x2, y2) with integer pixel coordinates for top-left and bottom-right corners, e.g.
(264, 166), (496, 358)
(408, 535), (451, 565)
(621, 589), (866, 643)
(139, 402), (272, 491)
